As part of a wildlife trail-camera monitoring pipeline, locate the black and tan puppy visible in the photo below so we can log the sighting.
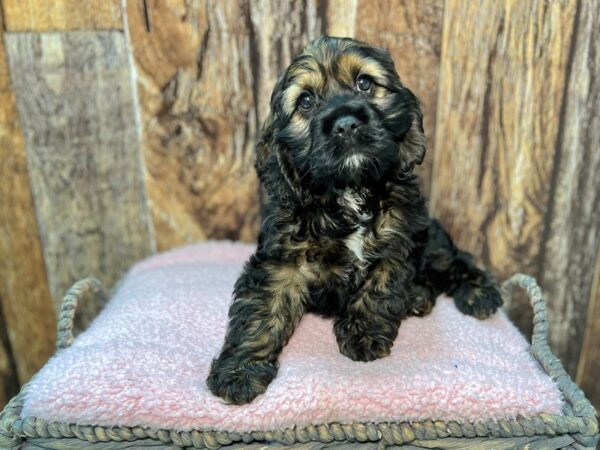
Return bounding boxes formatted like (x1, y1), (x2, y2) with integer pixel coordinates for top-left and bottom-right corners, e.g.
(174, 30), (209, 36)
(207, 37), (502, 405)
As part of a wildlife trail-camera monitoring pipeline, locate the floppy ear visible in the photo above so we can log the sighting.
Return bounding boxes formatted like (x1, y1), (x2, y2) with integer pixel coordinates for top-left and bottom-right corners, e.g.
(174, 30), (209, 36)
(254, 112), (274, 181)
(254, 99), (303, 205)
(255, 74), (284, 181)
(375, 51), (427, 171)
(398, 88), (426, 170)
(399, 107), (426, 167)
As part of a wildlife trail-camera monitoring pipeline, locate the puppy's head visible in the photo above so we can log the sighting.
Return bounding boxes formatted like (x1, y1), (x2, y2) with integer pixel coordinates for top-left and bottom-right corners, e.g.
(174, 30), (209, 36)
(256, 36), (425, 203)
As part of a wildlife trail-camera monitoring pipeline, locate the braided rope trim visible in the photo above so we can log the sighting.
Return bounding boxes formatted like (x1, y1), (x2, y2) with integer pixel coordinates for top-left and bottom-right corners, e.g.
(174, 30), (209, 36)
(1, 274), (598, 449)
(56, 278), (106, 351)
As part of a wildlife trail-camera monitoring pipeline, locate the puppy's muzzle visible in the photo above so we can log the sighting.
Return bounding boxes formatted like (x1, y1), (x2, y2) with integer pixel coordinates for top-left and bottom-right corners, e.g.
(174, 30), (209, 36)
(320, 96), (371, 138)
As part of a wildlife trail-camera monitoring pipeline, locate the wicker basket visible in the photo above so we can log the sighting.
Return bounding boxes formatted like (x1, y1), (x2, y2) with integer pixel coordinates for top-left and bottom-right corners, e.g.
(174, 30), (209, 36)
(1, 274), (598, 450)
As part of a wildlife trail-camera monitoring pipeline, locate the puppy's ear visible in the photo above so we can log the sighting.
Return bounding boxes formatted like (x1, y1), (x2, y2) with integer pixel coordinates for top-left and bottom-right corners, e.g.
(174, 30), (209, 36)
(369, 45), (426, 168)
(254, 112), (274, 181)
(399, 106), (426, 167)
(398, 88), (426, 170)
(254, 79), (303, 205)
(255, 75), (284, 179)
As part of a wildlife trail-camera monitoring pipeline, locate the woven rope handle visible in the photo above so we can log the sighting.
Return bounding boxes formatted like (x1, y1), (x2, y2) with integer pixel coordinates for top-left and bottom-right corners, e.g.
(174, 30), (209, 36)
(501, 273), (549, 347)
(502, 273), (597, 419)
(56, 278), (106, 351)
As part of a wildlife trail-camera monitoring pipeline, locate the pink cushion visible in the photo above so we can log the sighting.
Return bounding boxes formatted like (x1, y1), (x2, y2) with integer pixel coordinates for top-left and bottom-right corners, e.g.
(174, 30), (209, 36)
(22, 241), (563, 432)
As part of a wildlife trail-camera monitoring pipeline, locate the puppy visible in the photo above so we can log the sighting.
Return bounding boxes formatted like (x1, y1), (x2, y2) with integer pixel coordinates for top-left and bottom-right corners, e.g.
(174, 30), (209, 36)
(207, 37), (502, 405)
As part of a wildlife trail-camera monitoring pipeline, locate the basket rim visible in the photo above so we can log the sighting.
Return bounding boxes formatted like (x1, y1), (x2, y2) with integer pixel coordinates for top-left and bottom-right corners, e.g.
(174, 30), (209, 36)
(1, 274), (598, 449)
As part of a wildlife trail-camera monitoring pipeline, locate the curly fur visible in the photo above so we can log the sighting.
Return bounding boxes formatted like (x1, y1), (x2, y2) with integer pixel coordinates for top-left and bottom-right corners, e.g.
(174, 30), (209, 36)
(207, 37), (502, 405)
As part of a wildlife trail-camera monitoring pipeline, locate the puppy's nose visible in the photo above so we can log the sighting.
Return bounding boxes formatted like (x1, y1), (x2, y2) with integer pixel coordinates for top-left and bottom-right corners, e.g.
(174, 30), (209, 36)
(333, 115), (361, 136)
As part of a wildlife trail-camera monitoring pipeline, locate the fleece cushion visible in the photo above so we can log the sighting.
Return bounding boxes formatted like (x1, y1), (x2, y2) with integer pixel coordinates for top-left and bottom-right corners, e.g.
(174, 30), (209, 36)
(22, 241), (564, 433)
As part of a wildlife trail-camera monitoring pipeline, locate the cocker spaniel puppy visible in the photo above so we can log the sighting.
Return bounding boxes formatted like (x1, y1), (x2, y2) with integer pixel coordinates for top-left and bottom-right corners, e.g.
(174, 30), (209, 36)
(207, 37), (502, 404)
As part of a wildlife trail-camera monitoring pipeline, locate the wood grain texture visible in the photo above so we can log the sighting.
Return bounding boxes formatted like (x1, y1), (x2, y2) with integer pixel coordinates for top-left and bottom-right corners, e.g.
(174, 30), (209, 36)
(0, 305), (17, 408)
(540, 0), (600, 375)
(354, 0), (444, 196)
(127, 0), (258, 247)
(2, 0), (122, 31)
(126, 0), (324, 248)
(124, 0), (209, 250)
(0, 329), (7, 407)
(573, 0), (600, 396)
(430, 0), (577, 339)
(4, 32), (155, 321)
(0, 14), (56, 396)
(325, 0), (357, 38)
(578, 250), (600, 410)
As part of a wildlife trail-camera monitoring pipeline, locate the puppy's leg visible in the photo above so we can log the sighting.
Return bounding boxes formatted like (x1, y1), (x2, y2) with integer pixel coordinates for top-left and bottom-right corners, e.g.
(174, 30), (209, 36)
(207, 255), (308, 404)
(419, 219), (502, 318)
(335, 260), (410, 362)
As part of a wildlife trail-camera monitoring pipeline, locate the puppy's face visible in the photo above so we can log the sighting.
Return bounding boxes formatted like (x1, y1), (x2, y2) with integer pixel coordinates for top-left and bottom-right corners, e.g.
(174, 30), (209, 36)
(257, 37), (425, 198)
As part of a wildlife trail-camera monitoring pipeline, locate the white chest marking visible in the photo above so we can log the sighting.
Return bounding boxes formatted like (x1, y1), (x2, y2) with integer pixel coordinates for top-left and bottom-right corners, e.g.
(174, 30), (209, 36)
(341, 189), (371, 221)
(346, 226), (366, 261)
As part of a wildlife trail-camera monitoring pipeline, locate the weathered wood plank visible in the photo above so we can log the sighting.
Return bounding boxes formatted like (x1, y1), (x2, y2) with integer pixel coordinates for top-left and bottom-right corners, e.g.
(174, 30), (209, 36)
(0, 15), (57, 392)
(0, 335), (7, 407)
(5, 32), (155, 320)
(126, 0), (258, 247)
(2, 0), (122, 31)
(539, 0), (600, 376)
(325, 0), (357, 38)
(126, 0), (324, 248)
(430, 0), (577, 339)
(355, 0), (444, 196)
(0, 299), (21, 409)
(0, 309), (15, 408)
(578, 250), (600, 410)
(124, 0), (209, 250)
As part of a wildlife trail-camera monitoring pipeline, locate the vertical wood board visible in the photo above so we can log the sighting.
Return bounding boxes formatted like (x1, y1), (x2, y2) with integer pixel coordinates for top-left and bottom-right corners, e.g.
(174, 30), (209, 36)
(2, 0), (122, 31)
(539, 0), (600, 374)
(5, 31), (155, 321)
(577, 250), (600, 410)
(325, 0), (358, 38)
(430, 0), (576, 339)
(0, 16), (56, 391)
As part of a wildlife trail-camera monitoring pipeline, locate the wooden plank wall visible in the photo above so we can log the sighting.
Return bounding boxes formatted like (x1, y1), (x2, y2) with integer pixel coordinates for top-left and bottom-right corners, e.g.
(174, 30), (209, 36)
(5, 31), (155, 321)
(0, 0), (599, 413)
(540, 0), (600, 374)
(430, 0), (600, 378)
(572, 0), (600, 408)
(2, 0), (122, 31)
(579, 251), (600, 412)
(0, 8), (56, 408)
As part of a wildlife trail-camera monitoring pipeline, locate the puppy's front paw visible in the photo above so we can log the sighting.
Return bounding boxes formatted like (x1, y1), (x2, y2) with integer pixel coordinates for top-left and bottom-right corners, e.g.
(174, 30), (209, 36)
(453, 281), (503, 319)
(409, 284), (436, 317)
(334, 316), (395, 362)
(206, 356), (277, 405)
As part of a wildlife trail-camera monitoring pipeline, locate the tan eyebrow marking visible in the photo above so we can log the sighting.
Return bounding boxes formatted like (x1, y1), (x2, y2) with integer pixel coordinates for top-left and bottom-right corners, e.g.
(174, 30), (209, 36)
(282, 84), (305, 115)
(282, 65), (326, 115)
(336, 52), (387, 87)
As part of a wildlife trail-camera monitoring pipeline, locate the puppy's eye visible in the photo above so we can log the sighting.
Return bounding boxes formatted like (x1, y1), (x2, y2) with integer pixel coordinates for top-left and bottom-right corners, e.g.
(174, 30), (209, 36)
(356, 75), (373, 93)
(298, 92), (315, 111)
